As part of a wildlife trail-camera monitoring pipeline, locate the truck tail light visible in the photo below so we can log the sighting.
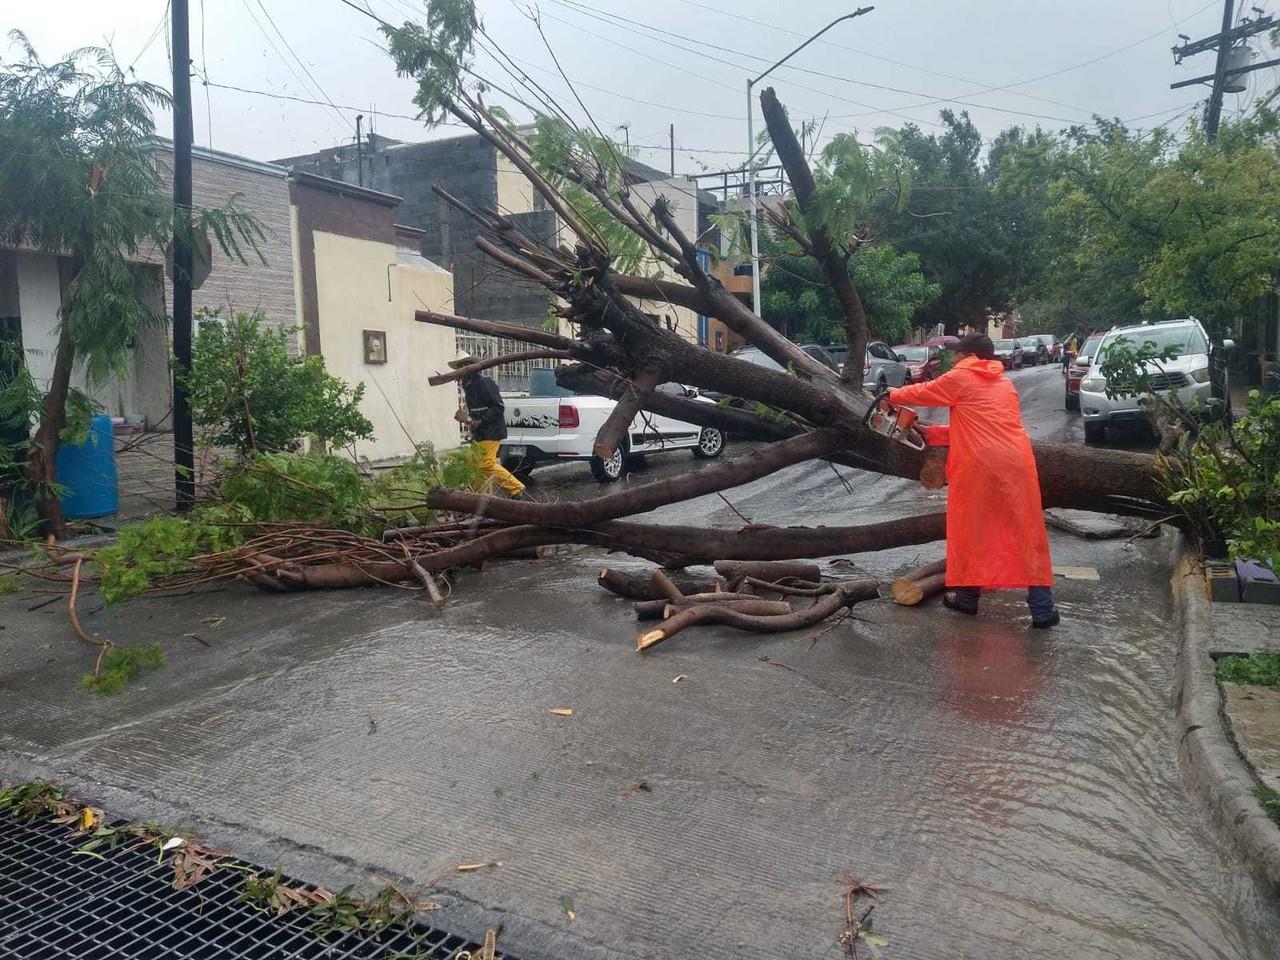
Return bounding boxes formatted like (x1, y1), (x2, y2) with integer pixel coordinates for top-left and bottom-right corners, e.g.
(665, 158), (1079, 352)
(558, 404), (580, 428)
(863, 363), (870, 376)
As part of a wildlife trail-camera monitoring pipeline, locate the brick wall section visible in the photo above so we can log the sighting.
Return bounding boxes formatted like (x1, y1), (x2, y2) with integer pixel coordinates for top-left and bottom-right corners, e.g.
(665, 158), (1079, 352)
(151, 148), (297, 346)
(277, 134), (553, 330)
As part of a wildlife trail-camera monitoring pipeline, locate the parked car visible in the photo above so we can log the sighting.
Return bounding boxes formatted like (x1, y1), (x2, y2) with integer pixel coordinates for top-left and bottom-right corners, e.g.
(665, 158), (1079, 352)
(1064, 333), (1103, 411)
(893, 344), (941, 383)
(1078, 317), (1231, 444)
(824, 345), (849, 372)
(924, 335), (961, 351)
(1032, 333), (1062, 363)
(862, 341), (910, 391)
(992, 338), (1024, 369)
(501, 370), (725, 482)
(700, 343), (840, 406)
(1020, 336), (1049, 366)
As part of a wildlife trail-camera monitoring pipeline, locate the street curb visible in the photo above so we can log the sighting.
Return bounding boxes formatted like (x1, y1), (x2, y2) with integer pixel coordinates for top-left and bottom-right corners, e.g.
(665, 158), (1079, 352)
(1172, 546), (1280, 894)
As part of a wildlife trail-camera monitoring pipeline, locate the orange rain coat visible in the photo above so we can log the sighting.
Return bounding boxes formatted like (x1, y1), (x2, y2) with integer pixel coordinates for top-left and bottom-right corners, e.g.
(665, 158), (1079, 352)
(889, 356), (1053, 589)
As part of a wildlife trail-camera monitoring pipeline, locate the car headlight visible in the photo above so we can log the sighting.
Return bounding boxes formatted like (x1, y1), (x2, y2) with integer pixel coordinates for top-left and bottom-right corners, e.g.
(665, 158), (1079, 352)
(1190, 366), (1210, 383)
(1082, 375), (1106, 391)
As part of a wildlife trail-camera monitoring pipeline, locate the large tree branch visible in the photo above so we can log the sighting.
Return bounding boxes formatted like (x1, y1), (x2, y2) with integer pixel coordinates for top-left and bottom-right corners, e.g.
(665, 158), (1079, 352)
(415, 309), (581, 351)
(427, 350), (577, 387)
(760, 86), (870, 379)
(594, 367), (662, 459)
(426, 428), (849, 526)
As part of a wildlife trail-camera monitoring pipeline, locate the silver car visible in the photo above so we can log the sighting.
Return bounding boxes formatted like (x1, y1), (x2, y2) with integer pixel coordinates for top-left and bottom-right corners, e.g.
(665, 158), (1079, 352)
(1078, 318), (1229, 443)
(862, 341), (909, 392)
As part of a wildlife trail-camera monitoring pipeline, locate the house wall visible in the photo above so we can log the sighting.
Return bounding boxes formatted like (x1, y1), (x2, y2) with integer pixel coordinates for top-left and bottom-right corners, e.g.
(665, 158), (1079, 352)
(151, 147), (298, 348)
(10, 251), (171, 426)
(279, 134), (553, 330)
(311, 230), (457, 461)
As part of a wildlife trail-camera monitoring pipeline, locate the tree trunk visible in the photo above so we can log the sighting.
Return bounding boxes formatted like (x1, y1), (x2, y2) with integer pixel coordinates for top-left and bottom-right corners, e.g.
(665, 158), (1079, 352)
(26, 321), (75, 538)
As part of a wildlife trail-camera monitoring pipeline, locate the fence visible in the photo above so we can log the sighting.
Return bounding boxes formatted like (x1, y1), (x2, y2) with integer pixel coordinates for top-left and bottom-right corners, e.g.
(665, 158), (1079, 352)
(455, 332), (559, 394)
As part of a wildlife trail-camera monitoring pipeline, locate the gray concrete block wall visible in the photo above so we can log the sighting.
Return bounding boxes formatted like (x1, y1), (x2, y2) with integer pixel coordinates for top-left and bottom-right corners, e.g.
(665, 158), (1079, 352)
(279, 135), (553, 330)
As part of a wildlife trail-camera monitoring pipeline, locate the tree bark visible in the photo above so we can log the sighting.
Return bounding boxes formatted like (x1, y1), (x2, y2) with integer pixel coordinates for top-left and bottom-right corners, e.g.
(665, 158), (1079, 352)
(26, 320), (75, 538)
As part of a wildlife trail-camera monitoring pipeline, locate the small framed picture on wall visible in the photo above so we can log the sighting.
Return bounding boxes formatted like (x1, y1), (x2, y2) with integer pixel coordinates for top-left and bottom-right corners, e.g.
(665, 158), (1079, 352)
(363, 329), (387, 364)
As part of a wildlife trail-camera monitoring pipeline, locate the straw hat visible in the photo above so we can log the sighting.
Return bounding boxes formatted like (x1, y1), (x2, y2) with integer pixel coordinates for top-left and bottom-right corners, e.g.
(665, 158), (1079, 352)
(447, 354), (479, 370)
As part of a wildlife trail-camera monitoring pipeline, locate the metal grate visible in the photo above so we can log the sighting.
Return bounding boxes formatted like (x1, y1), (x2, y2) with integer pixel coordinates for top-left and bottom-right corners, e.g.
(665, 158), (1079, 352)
(0, 811), (504, 960)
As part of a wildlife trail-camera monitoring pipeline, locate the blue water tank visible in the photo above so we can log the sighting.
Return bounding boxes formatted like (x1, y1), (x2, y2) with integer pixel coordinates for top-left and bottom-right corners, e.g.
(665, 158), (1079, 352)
(55, 414), (119, 519)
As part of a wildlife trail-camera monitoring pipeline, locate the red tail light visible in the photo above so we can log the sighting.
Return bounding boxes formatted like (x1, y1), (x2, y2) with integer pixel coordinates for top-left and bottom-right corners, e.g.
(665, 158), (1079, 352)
(863, 363), (870, 375)
(558, 404), (580, 429)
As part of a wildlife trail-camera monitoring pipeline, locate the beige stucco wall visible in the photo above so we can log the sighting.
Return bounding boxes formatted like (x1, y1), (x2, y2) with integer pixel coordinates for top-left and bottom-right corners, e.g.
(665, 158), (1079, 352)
(312, 230), (458, 462)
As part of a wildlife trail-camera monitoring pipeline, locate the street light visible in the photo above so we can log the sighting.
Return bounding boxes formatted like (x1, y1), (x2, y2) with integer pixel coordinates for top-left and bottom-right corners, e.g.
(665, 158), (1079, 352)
(746, 7), (874, 317)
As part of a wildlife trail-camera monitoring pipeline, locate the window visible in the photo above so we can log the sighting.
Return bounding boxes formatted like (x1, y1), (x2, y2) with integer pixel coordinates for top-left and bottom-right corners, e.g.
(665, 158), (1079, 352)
(715, 330), (724, 351)
(869, 342), (894, 361)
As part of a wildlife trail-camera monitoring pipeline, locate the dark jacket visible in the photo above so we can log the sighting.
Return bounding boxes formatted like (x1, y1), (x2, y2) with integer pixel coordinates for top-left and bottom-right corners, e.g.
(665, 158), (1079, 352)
(463, 374), (507, 441)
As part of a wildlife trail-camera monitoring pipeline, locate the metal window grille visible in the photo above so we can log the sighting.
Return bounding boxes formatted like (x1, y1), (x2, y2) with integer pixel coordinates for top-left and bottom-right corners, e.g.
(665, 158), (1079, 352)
(0, 811), (507, 960)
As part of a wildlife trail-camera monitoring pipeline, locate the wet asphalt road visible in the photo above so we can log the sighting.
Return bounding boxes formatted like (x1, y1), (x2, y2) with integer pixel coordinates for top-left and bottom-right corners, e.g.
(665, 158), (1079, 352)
(3, 363), (1279, 959)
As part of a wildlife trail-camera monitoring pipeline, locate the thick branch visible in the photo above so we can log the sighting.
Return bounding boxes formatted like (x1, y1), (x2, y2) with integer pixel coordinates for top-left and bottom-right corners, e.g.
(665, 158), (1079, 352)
(415, 309), (580, 351)
(760, 86), (870, 376)
(594, 368), (661, 459)
(650, 197), (837, 384)
(428, 350), (577, 387)
(427, 429), (849, 526)
(612, 274), (712, 314)
(474, 236), (558, 286)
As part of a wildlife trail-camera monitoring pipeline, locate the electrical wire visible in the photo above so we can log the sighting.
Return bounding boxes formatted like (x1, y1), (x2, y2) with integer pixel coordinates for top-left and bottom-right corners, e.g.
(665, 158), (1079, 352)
(199, 0), (212, 146)
(129, 0), (171, 71)
(238, 0), (347, 133)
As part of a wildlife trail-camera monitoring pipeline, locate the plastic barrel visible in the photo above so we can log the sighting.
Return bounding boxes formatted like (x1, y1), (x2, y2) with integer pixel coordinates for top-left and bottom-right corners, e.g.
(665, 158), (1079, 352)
(55, 414), (119, 519)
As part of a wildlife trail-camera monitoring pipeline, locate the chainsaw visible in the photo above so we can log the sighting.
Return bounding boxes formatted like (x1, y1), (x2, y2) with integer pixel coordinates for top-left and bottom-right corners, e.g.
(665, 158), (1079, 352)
(862, 387), (928, 451)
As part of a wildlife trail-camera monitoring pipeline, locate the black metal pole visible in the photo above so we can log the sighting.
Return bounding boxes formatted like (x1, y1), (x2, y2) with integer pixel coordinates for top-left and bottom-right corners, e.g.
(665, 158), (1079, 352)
(1204, 0), (1236, 143)
(356, 114), (364, 186)
(171, 0), (195, 510)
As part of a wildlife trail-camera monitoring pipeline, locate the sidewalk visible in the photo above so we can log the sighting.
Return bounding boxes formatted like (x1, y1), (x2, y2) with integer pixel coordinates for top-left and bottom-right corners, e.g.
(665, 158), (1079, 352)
(1175, 552), (1280, 891)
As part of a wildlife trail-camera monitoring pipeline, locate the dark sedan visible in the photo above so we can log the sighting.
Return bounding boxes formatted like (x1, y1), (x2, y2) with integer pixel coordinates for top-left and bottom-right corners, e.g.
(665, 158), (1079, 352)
(993, 338), (1024, 369)
(1020, 336), (1049, 365)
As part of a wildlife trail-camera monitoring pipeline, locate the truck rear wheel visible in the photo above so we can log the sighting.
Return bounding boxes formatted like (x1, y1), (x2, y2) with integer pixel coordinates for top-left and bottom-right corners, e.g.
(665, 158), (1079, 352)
(590, 443), (628, 483)
(692, 426), (725, 459)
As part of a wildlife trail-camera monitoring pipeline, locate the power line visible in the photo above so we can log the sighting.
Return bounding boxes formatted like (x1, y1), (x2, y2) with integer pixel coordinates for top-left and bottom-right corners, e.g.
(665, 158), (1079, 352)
(251, 0), (349, 128)
(237, 0), (347, 132)
(129, 0), (172, 71)
(660, 0), (1094, 116)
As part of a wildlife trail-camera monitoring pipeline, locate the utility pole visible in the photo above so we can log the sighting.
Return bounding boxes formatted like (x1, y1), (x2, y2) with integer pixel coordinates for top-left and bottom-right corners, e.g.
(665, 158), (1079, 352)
(171, 0), (195, 511)
(356, 114), (364, 187)
(1171, 2), (1276, 142)
(669, 123), (675, 176)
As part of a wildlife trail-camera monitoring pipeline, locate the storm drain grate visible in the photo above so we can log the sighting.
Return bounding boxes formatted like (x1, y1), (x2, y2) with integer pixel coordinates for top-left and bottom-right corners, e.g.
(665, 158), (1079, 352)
(0, 811), (506, 959)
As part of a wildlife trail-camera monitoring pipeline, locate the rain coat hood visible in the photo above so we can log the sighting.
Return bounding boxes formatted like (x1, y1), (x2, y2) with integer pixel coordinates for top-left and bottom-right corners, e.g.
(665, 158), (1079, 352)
(888, 356), (1053, 589)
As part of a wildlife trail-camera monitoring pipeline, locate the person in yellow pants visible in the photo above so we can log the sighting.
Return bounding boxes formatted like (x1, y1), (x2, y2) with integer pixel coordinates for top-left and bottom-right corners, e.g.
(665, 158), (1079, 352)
(449, 355), (527, 498)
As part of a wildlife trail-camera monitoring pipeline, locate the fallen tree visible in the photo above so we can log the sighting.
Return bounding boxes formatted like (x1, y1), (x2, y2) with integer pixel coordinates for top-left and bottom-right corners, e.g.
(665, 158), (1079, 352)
(17, 20), (1173, 657)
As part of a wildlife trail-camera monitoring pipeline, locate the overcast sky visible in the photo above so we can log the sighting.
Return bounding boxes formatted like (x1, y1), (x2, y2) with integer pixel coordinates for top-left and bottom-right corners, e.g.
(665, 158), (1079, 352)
(10, 0), (1272, 171)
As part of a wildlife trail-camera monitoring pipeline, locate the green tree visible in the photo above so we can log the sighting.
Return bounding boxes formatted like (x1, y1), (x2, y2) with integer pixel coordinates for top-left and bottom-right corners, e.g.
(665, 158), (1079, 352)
(187, 310), (374, 456)
(762, 241), (939, 345)
(0, 34), (263, 534)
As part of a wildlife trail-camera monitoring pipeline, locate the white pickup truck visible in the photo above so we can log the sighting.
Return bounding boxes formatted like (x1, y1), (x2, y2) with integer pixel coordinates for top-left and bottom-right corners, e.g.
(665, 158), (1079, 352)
(500, 369), (727, 482)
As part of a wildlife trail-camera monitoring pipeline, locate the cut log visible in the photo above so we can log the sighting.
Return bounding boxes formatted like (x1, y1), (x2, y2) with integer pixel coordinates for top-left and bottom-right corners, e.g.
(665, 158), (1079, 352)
(637, 579), (880, 652)
(597, 568), (720, 601)
(663, 598), (791, 619)
(891, 573), (947, 606)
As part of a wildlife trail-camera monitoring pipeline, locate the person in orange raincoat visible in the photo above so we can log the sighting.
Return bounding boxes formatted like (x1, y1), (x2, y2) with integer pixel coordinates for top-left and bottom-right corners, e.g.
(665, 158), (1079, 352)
(887, 333), (1059, 627)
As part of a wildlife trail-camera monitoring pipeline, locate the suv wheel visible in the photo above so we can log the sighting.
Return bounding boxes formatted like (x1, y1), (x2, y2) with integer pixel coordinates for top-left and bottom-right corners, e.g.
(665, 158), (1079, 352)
(692, 426), (725, 459)
(590, 442), (628, 483)
(1065, 391), (1079, 412)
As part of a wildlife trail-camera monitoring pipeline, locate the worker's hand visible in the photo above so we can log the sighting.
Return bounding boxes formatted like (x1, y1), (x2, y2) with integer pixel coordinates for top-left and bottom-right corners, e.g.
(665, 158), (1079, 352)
(470, 418), (482, 429)
(877, 393), (894, 412)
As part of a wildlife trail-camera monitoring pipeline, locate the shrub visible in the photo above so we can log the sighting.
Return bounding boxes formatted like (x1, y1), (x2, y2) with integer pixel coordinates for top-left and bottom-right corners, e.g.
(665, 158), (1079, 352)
(1163, 390), (1280, 571)
(187, 310), (373, 455)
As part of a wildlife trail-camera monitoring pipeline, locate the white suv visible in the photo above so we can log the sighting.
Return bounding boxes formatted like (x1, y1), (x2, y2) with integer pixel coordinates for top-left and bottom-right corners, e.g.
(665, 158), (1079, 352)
(1078, 318), (1228, 443)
